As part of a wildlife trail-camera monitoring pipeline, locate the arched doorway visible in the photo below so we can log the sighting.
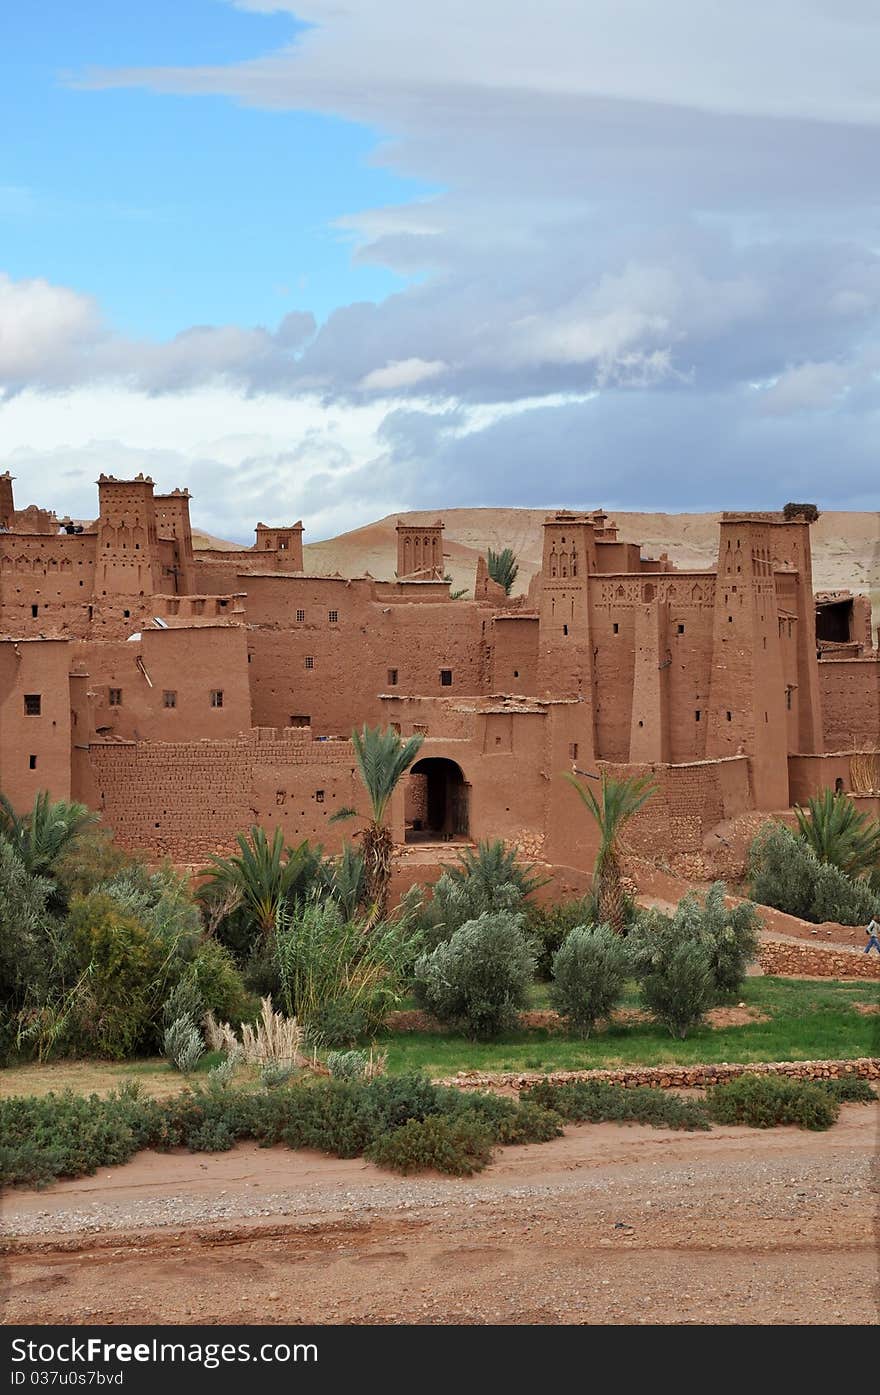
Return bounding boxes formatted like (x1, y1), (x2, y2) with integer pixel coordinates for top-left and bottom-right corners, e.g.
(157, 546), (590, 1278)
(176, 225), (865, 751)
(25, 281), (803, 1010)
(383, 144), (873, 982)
(406, 758), (469, 842)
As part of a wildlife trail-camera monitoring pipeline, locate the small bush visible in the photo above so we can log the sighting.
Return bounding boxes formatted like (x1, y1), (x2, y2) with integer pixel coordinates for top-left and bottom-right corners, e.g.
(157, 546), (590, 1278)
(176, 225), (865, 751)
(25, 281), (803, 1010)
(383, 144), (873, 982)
(748, 822), (877, 926)
(521, 1080), (710, 1131)
(306, 1001), (369, 1048)
(163, 1013), (205, 1073)
(68, 892), (170, 1058)
(640, 938), (715, 1038)
(413, 911), (536, 1040)
(260, 1063), (297, 1089)
(326, 1049), (369, 1080)
(366, 1114), (495, 1176)
(707, 1074), (839, 1130)
(818, 1076), (876, 1104)
(549, 924), (628, 1036)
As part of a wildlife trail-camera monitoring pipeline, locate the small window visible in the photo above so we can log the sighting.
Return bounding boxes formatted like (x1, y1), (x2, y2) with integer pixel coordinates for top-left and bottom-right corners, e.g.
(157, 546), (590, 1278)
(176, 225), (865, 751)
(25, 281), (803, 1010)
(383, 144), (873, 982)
(210, 689), (224, 708)
(387, 668), (398, 686)
(390, 722), (401, 734)
(31, 604), (38, 618)
(440, 669), (453, 687)
(513, 669), (519, 678)
(289, 714), (310, 728)
(24, 694), (41, 716)
(568, 742), (578, 760)
(305, 656), (314, 670)
(28, 755), (37, 770)
(163, 690), (177, 709)
(296, 609), (305, 623)
(108, 688), (123, 707)
(728, 615), (733, 623)
(786, 689), (792, 710)
(726, 710), (732, 722)
(613, 622), (619, 634)
(123, 609), (130, 619)
(413, 723), (429, 735)
(695, 709), (701, 722)
(328, 610), (339, 623)
(563, 624), (569, 635)
(315, 790), (325, 804)
(677, 623), (685, 635)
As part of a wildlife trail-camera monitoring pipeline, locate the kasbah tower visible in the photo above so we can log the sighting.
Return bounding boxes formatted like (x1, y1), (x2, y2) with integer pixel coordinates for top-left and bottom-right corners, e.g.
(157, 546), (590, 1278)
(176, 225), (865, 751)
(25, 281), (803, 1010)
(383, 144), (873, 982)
(0, 470), (878, 889)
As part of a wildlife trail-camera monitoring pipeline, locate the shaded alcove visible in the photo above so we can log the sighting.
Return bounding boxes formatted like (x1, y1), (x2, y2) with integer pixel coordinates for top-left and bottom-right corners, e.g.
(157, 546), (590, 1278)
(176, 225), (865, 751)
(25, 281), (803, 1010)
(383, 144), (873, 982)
(405, 758), (469, 841)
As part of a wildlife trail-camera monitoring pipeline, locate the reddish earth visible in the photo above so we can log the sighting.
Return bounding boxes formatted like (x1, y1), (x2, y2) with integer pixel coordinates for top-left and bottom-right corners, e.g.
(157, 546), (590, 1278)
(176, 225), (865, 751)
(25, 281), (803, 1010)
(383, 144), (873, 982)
(2, 1104), (877, 1326)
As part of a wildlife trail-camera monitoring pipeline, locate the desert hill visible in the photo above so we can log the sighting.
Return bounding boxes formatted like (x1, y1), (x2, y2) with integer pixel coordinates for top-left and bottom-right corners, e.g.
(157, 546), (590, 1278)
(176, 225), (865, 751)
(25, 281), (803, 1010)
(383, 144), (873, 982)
(301, 507), (880, 612)
(194, 507), (879, 623)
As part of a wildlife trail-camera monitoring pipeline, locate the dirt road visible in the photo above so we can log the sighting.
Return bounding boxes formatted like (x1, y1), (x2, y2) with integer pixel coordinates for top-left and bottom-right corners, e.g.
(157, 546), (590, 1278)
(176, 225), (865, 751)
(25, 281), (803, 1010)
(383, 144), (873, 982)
(2, 1105), (878, 1325)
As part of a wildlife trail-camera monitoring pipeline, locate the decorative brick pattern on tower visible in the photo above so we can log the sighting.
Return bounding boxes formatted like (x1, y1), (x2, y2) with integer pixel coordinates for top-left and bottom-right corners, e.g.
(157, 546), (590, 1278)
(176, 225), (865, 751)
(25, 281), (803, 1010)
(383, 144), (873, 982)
(396, 519), (445, 579)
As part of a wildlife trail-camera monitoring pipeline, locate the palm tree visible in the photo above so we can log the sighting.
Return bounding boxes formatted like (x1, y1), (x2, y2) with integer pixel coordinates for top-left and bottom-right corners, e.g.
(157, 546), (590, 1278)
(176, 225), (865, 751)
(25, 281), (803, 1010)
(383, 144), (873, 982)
(487, 547), (519, 596)
(331, 724), (424, 920)
(448, 839), (548, 899)
(564, 770), (656, 933)
(0, 791), (98, 876)
(199, 826), (318, 936)
(794, 788), (880, 881)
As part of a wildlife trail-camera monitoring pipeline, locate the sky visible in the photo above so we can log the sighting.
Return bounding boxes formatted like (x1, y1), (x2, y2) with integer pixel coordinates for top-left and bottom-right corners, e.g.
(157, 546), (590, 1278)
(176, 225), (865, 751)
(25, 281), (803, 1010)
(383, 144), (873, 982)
(1, 0), (879, 543)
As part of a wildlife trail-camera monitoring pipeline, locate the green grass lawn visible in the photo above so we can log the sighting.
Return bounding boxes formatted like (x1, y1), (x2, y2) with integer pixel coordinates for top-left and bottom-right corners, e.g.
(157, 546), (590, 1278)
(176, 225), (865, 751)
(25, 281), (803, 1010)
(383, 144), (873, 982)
(1, 978), (876, 1098)
(377, 977), (880, 1075)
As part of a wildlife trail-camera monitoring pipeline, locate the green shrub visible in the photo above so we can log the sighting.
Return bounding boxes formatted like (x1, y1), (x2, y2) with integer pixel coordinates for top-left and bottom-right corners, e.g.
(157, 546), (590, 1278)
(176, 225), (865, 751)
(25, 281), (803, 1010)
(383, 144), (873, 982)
(163, 1013), (205, 1073)
(549, 924), (628, 1036)
(628, 883), (759, 1001)
(413, 840), (546, 950)
(521, 1080), (711, 1131)
(414, 911), (536, 1039)
(274, 898), (419, 1040)
(640, 938), (716, 1039)
(749, 822), (876, 926)
(818, 1076), (876, 1104)
(366, 1114), (495, 1176)
(306, 1000), (370, 1048)
(67, 892), (171, 1058)
(326, 1049), (370, 1080)
(706, 1074), (839, 1130)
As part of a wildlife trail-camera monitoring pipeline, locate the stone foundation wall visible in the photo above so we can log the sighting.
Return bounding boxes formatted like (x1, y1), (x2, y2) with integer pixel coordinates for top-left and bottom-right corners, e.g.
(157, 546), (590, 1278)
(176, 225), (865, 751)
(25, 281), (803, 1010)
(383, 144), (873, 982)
(758, 940), (880, 979)
(441, 1057), (880, 1091)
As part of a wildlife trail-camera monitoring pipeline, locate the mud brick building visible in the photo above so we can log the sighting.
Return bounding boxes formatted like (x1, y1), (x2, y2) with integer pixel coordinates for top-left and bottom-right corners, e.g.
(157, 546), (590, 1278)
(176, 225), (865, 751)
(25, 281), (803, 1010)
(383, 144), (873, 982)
(1, 470), (877, 876)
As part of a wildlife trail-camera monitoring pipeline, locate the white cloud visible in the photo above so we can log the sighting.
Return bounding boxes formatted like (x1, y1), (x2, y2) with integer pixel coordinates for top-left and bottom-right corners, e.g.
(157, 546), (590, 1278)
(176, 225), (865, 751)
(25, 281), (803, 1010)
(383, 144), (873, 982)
(359, 357), (447, 390)
(0, 274), (102, 385)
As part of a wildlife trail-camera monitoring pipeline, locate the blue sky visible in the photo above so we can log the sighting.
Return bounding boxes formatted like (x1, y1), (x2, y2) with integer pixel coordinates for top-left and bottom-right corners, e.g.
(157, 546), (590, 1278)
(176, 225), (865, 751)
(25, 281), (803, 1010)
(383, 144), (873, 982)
(1, 1), (879, 546)
(2, 1), (420, 338)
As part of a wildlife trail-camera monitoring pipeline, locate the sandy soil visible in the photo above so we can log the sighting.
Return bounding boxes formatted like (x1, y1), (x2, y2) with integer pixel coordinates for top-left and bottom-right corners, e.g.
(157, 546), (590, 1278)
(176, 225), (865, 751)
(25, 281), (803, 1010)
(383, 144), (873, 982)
(3, 1104), (878, 1326)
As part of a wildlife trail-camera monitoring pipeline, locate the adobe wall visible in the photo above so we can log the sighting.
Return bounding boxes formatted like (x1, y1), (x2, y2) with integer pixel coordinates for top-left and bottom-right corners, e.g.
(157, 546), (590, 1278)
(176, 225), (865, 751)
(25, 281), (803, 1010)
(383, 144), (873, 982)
(0, 639), (73, 810)
(590, 573), (718, 763)
(818, 657), (880, 750)
(489, 615), (539, 693)
(75, 624), (251, 743)
(89, 730), (362, 862)
(0, 533), (97, 633)
(583, 756), (753, 864)
(245, 575), (493, 735)
(788, 751), (880, 804)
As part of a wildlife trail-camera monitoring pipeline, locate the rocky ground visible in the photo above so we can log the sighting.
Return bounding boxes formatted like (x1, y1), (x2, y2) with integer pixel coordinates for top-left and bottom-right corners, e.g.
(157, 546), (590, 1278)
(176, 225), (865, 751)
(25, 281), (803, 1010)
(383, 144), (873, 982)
(3, 1104), (878, 1326)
